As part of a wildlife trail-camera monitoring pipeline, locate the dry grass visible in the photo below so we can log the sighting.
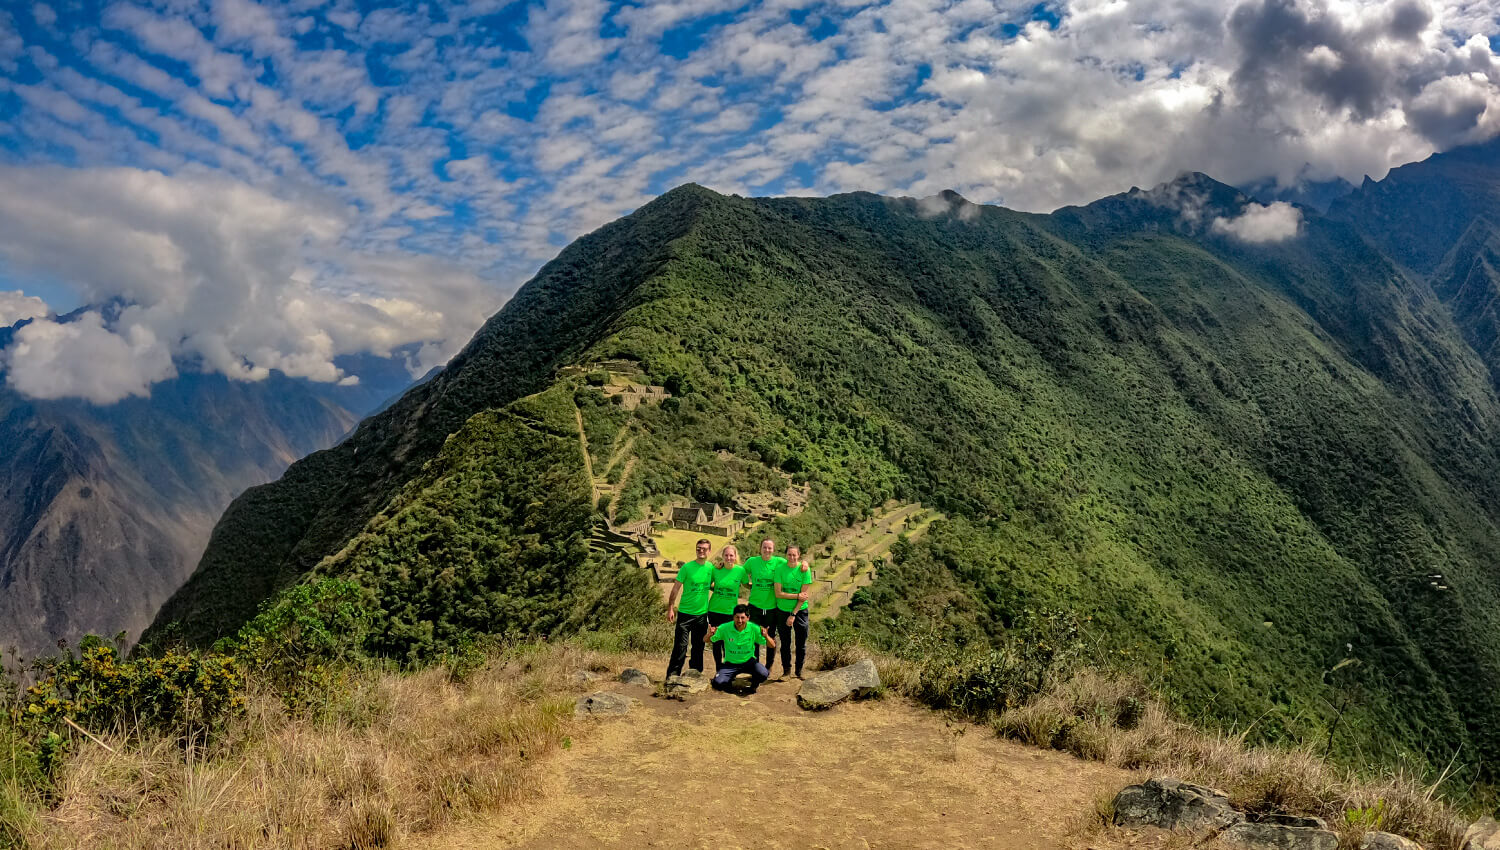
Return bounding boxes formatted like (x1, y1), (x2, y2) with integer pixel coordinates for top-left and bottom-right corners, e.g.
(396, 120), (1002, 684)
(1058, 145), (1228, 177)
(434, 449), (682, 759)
(991, 669), (1468, 850)
(13, 642), (626, 850)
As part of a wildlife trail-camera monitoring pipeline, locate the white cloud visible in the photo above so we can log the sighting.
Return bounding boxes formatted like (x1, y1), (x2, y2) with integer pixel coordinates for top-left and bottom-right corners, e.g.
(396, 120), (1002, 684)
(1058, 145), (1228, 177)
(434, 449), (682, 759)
(0, 166), (500, 399)
(0, 290), (50, 327)
(1212, 201), (1304, 243)
(3, 312), (176, 404)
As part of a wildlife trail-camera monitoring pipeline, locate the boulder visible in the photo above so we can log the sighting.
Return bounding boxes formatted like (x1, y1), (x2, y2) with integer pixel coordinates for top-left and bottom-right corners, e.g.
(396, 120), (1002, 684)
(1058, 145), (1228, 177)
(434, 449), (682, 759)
(663, 669), (710, 699)
(1360, 832), (1423, 850)
(1112, 777), (1243, 833)
(1221, 820), (1338, 850)
(796, 659), (881, 710)
(1466, 818), (1500, 850)
(568, 670), (600, 686)
(618, 668), (652, 687)
(575, 691), (637, 717)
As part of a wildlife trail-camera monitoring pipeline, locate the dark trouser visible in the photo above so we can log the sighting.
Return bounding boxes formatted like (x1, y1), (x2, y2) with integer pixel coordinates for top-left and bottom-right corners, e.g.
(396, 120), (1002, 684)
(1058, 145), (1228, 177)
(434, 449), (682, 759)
(706, 611), (734, 668)
(774, 609), (809, 676)
(711, 659), (770, 692)
(749, 605), (778, 666)
(666, 611), (709, 679)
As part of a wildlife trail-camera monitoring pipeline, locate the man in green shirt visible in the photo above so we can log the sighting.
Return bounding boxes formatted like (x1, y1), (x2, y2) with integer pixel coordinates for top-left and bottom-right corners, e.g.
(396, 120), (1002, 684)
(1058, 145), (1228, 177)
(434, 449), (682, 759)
(664, 539), (716, 680)
(705, 605), (775, 693)
(706, 544), (748, 668)
(742, 537), (787, 667)
(773, 544), (813, 679)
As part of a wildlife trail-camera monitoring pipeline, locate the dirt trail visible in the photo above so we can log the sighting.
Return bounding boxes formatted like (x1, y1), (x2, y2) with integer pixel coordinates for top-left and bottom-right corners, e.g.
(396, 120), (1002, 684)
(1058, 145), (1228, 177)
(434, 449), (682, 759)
(431, 665), (1158, 850)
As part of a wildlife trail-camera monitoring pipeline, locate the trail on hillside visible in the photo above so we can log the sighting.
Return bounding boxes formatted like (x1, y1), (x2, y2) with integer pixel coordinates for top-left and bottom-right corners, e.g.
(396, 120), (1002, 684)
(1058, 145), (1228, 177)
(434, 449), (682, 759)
(430, 666), (1157, 850)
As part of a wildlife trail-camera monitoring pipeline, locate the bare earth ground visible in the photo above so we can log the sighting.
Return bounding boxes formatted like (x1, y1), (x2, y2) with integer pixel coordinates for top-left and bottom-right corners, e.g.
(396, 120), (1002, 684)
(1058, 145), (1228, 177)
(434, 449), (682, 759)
(430, 656), (1176, 850)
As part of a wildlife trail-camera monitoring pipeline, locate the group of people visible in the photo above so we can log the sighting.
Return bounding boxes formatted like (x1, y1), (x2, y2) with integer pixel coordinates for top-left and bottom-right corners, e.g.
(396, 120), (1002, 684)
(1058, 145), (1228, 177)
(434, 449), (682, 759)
(664, 537), (812, 694)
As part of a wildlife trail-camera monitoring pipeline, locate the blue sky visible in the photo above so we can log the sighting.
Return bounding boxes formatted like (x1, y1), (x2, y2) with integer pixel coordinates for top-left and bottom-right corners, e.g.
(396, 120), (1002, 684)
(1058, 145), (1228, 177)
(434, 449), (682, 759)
(0, 0), (1496, 402)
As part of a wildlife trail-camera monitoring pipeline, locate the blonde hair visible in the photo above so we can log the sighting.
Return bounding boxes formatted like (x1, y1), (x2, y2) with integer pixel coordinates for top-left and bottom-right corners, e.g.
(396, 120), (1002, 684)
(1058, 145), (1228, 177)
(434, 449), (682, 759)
(720, 544), (740, 566)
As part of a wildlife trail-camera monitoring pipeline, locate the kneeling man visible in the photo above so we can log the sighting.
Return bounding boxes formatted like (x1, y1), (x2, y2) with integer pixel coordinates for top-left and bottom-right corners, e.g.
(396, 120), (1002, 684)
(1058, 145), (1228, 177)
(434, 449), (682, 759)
(705, 604), (775, 694)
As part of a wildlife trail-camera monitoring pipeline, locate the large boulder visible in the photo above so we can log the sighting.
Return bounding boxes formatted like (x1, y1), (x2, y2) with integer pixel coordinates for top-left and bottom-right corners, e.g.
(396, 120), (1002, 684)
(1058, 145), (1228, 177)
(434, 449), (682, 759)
(575, 691), (637, 717)
(1360, 832), (1423, 850)
(1112, 777), (1243, 833)
(1466, 818), (1500, 850)
(796, 659), (881, 710)
(1221, 820), (1338, 850)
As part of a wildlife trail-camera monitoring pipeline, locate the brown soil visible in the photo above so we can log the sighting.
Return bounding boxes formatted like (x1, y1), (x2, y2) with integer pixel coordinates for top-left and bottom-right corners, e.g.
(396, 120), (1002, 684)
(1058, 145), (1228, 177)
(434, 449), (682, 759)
(429, 660), (1169, 850)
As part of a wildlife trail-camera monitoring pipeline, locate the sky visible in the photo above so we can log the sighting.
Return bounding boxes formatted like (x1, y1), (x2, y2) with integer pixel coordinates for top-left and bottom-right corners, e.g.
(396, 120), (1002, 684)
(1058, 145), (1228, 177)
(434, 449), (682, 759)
(0, 0), (1497, 403)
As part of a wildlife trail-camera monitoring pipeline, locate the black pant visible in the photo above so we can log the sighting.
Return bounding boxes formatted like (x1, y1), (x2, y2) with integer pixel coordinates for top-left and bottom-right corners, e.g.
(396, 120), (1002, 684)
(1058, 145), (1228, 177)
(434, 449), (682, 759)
(706, 611), (733, 668)
(666, 611), (709, 679)
(750, 606), (778, 666)
(774, 609), (809, 676)
(712, 660), (770, 692)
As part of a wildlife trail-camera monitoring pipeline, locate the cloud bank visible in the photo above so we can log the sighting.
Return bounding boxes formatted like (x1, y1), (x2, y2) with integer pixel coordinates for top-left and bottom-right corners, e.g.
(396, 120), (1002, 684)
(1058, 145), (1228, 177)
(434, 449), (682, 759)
(0, 0), (1495, 401)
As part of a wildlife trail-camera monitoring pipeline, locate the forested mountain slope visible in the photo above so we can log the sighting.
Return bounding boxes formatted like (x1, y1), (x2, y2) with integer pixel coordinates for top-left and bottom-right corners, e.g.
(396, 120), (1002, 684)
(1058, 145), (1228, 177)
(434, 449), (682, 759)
(152, 151), (1500, 777)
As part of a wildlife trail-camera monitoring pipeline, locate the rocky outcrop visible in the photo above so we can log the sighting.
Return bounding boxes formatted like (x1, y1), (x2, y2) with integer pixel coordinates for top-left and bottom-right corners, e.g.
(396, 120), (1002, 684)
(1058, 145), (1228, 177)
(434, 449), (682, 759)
(575, 692), (637, 716)
(1361, 831), (1423, 850)
(1112, 778), (1427, 850)
(796, 659), (881, 710)
(1221, 819), (1337, 850)
(1465, 817), (1500, 850)
(1112, 778), (1242, 833)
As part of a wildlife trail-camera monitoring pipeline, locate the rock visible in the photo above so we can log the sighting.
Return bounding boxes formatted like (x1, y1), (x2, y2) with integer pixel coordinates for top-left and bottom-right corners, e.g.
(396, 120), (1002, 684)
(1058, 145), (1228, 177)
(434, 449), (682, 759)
(1360, 832), (1423, 850)
(569, 670), (600, 686)
(1466, 818), (1500, 850)
(1221, 820), (1338, 850)
(1112, 777), (1243, 833)
(618, 668), (651, 687)
(575, 691), (637, 717)
(1253, 814), (1329, 830)
(796, 659), (881, 710)
(729, 673), (756, 695)
(663, 668), (710, 699)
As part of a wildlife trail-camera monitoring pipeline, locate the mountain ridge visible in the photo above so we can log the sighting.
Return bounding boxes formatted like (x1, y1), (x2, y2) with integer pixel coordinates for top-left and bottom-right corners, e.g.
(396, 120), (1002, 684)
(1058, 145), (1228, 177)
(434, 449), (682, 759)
(148, 146), (1500, 778)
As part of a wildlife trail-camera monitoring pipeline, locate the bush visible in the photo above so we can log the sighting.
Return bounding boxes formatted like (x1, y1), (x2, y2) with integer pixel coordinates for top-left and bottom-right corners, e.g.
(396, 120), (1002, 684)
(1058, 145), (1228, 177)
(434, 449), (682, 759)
(231, 578), (372, 714)
(21, 638), (245, 736)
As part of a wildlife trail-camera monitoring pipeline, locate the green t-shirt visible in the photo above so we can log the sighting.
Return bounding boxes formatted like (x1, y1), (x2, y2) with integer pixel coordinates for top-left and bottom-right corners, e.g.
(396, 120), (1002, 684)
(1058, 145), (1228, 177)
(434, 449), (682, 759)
(708, 564), (748, 615)
(675, 560), (715, 616)
(775, 562), (813, 612)
(743, 555), (787, 609)
(711, 621), (768, 664)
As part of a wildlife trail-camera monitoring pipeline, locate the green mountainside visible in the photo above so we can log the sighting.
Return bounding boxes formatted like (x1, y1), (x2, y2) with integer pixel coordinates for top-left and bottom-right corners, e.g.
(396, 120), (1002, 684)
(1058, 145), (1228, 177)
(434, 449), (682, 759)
(150, 149), (1500, 777)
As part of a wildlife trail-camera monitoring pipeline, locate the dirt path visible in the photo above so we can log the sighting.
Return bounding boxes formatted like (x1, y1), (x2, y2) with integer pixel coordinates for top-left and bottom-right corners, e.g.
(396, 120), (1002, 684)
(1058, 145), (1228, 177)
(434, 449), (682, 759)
(431, 665), (1153, 850)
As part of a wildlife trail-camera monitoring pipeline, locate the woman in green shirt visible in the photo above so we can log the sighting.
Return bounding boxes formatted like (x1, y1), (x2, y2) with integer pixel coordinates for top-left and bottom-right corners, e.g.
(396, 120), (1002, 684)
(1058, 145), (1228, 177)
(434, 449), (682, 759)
(772, 544), (813, 679)
(707, 544), (747, 668)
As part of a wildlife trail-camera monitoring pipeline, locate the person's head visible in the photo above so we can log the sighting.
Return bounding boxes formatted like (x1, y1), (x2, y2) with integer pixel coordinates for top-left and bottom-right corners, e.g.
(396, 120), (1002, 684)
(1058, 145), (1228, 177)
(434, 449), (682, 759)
(695, 538), (711, 561)
(720, 544), (739, 566)
(760, 538), (774, 558)
(788, 544), (801, 563)
(733, 604), (750, 627)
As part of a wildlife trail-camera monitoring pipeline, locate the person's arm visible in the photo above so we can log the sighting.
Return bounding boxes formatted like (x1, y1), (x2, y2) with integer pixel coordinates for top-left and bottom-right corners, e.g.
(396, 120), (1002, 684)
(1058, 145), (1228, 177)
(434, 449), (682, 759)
(666, 582), (682, 622)
(775, 579), (811, 625)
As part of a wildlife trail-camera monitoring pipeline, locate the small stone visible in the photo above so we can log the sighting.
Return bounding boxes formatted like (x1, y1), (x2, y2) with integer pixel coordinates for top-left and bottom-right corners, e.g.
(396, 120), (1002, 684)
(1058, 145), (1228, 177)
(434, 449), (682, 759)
(618, 668), (652, 687)
(1111, 777), (1242, 834)
(1466, 818), (1500, 850)
(1360, 832), (1423, 850)
(575, 691), (637, 717)
(796, 659), (881, 710)
(569, 670), (600, 686)
(1221, 820), (1338, 850)
(663, 668), (710, 699)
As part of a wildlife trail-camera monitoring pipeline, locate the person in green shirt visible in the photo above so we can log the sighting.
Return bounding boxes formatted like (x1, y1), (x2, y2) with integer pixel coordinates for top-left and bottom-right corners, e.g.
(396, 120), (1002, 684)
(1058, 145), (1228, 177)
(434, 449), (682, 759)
(704, 605), (775, 694)
(706, 544), (748, 668)
(773, 544), (813, 679)
(741, 537), (787, 667)
(664, 539), (716, 680)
